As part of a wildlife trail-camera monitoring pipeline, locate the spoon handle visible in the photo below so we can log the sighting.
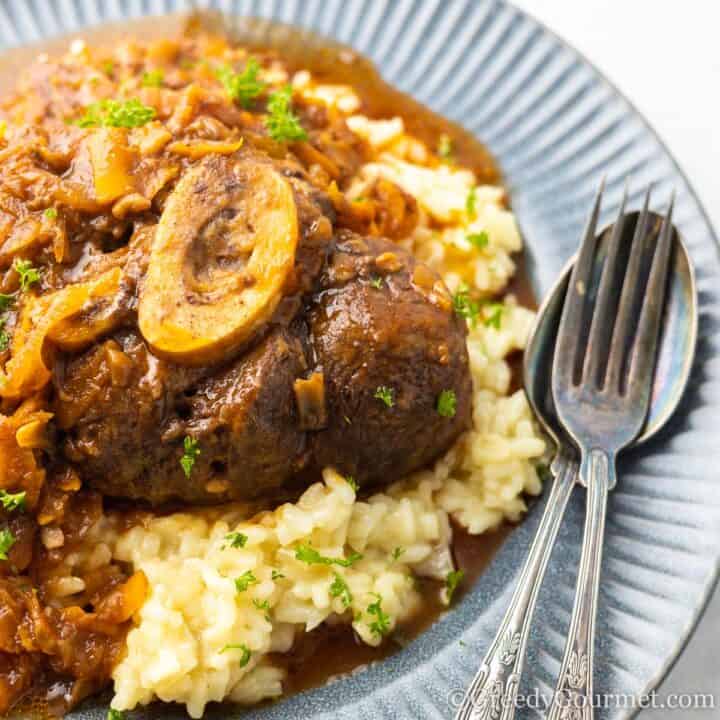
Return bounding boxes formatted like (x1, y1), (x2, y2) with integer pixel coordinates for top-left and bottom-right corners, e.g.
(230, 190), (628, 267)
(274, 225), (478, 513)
(454, 449), (577, 720)
(547, 449), (614, 720)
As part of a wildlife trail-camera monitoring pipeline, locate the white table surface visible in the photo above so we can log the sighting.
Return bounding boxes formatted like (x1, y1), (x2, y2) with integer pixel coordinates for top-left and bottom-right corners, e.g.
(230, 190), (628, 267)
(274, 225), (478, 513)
(514, 1), (720, 716)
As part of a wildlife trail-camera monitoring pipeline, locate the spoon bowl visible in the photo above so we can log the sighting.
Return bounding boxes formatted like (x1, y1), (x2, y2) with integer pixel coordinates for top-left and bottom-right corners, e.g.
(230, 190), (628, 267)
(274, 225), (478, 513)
(524, 211), (697, 447)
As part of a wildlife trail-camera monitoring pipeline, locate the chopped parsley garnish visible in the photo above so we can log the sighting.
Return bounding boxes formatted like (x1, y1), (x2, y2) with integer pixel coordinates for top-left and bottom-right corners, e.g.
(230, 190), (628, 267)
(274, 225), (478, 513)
(0, 324), (9, 352)
(0, 490), (26, 512)
(329, 572), (353, 607)
(223, 531), (248, 549)
(13, 259), (41, 293)
(294, 543), (362, 568)
(215, 58), (266, 108)
(0, 294), (14, 311)
(369, 276), (384, 289)
(0, 528), (15, 561)
(436, 389), (457, 418)
(483, 303), (503, 330)
(271, 569), (285, 581)
(44, 207), (58, 219)
(437, 133), (454, 160)
(234, 570), (258, 593)
(102, 61), (115, 77)
(345, 475), (358, 492)
(391, 547), (405, 562)
(452, 284), (480, 326)
(352, 196), (366, 203)
(445, 569), (465, 603)
(253, 598), (271, 621)
(74, 98), (156, 128)
(467, 230), (489, 250)
(465, 186), (477, 218)
(366, 593), (391, 637)
(374, 386), (394, 408)
(221, 643), (252, 667)
(141, 69), (164, 87)
(107, 710), (125, 720)
(264, 85), (307, 142)
(180, 436), (200, 478)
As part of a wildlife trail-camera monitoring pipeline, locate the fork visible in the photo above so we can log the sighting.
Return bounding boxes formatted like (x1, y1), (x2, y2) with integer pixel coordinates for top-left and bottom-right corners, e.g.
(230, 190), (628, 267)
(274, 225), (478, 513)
(547, 183), (674, 720)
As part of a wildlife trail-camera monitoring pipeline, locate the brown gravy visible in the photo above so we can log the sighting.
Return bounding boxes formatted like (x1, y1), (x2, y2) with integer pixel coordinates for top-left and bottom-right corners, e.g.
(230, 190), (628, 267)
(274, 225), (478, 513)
(0, 11), (537, 713)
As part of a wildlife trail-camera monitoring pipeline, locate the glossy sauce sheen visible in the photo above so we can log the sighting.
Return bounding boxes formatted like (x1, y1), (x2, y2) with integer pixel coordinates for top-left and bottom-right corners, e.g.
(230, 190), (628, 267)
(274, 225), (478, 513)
(0, 12), (536, 711)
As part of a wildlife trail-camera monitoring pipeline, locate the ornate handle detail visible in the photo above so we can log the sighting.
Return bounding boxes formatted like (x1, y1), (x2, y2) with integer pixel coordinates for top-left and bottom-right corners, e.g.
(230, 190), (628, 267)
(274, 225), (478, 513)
(547, 449), (614, 720)
(455, 449), (577, 720)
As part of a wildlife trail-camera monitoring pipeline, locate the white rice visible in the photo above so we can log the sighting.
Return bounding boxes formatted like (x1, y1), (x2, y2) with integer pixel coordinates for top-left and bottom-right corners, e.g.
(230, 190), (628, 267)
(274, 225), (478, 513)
(108, 74), (546, 717)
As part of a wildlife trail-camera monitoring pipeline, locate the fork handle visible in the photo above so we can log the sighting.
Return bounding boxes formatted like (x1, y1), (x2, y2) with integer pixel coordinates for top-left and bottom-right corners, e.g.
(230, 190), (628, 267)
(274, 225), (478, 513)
(454, 449), (577, 720)
(547, 449), (614, 720)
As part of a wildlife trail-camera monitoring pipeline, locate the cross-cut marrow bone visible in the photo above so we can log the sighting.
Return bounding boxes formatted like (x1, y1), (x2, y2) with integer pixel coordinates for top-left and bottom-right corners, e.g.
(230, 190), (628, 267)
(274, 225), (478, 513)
(138, 153), (299, 365)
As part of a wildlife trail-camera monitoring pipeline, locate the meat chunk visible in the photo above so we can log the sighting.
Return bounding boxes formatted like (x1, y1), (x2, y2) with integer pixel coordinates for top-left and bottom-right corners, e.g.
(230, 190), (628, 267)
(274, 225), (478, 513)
(53, 234), (470, 505)
(308, 233), (472, 486)
(54, 327), (309, 505)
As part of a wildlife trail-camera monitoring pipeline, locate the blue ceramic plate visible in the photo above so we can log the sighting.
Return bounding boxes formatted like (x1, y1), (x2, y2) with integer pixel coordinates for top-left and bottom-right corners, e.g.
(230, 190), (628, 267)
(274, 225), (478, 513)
(2, 2), (719, 719)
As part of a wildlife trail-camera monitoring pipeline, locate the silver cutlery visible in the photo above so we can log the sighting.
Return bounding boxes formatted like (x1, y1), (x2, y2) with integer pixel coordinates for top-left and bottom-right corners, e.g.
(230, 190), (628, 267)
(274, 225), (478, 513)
(547, 186), (676, 720)
(455, 184), (697, 720)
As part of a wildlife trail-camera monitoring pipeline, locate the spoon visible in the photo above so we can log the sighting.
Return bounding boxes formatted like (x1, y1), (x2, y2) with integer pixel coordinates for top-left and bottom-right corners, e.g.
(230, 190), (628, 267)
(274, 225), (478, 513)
(455, 209), (697, 720)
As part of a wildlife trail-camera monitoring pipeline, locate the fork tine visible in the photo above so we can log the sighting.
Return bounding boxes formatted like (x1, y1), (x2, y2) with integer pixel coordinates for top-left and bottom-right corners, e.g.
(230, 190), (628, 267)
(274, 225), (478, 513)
(605, 187), (652, 391)
(553, 179), (605, 387)
(582, 184), (629, 387)
(626, 193), (675, 404)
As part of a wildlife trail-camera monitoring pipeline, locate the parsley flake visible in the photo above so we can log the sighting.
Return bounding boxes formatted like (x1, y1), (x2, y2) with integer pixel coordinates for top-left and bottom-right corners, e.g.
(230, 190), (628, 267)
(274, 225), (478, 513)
(0, 528), (15, 561)
(264, 85), (307, 142)
(102, 61), (115, 77)
(221, 643), (252, 667)
(271, 569), (285, 581)
(445, 569), (465, 603)
(374, 386), (394, 408)
(369, 276), (384, 289)
(13, 259), (41, 293)
(223, 531), (248, 549)
(329, 572), (353, 607)
(141, 69), (164, 88)
(234, 570), (258, 593)
(44, 207), (58, 220)
(0, 294), (14, 311)
(74, 98), (156, 128)
(253, 598), (272, 621)
(483, 303), (503, 330)
(366, 593), (391, 637)
(466, 187), (477, 218)
(467, 230), (489, 250)
(0, 490), (26, 512)
(215, 58), (266, 108)
(437, 133), (454, 161)
(294, 543), (362, 568)
(452, 285), (480, 326)
(436, 389), (457, 418)
(180, 436), (200, 478)
(345, 475), (358, 492)
(391, 547), (405, 562)
(107, 710), (125, 720)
